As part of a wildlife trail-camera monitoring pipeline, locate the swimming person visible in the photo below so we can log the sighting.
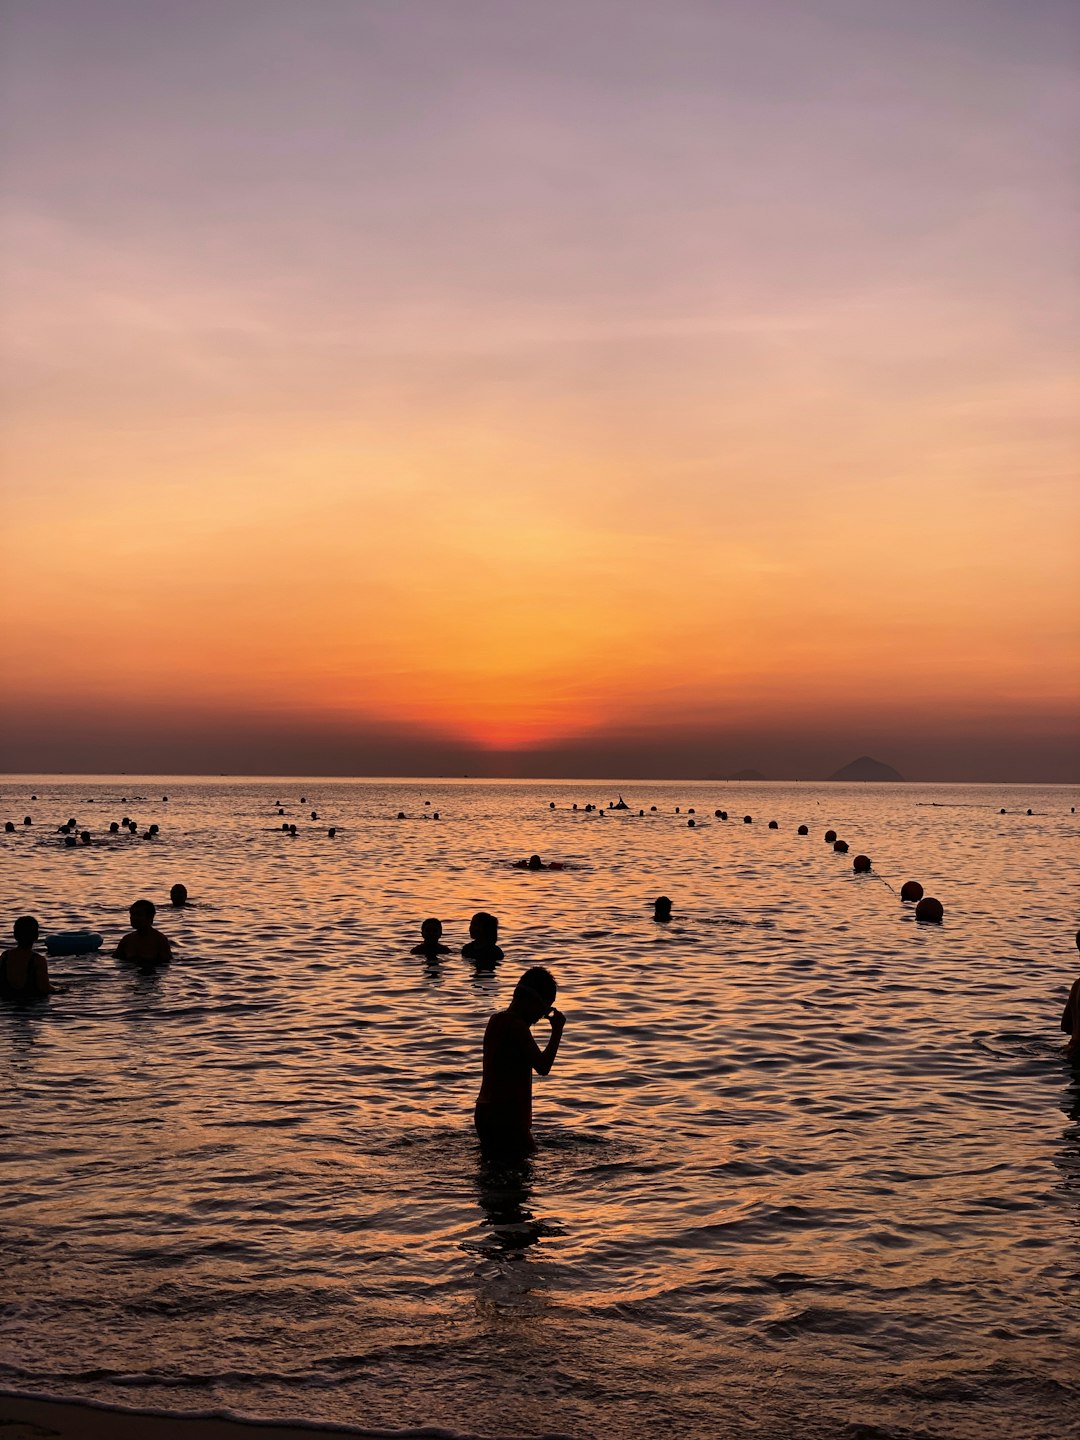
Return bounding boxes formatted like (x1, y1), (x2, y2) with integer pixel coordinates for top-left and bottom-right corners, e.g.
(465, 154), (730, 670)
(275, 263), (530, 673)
(114, 900), (174, 965)
(0, 916), (61, 998)
(169, 883), (188, 907)
(653, 895), (673, 922)
(412, 917), (450, 956)
(462, 912), (504, 965)
(1062, 929), (1080, 1056)
(474, 966), (565, 1154)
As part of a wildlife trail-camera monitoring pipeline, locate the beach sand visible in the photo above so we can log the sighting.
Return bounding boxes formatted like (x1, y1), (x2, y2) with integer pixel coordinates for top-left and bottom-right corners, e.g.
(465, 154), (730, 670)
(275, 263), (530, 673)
(0, 1393), (460, 1440)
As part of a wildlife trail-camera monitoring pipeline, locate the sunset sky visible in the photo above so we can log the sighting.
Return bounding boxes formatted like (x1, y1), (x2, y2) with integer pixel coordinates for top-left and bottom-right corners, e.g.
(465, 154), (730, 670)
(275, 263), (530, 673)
(1, 0), (1077, 780)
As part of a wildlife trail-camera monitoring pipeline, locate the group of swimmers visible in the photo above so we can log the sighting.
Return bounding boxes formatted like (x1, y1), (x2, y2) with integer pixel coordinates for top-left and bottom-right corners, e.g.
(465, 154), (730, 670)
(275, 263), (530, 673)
(0, 897), (178, 999)
(4, 860), (1078, 1154)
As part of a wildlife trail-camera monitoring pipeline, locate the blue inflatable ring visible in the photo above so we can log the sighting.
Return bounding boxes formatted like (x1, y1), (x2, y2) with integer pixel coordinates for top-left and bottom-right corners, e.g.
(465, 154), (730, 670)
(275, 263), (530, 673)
(45, 931), (103, 956)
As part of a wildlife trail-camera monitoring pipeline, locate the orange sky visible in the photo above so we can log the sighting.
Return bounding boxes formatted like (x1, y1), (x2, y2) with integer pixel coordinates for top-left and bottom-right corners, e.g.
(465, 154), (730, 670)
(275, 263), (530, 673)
(1, 2), (1078, 778)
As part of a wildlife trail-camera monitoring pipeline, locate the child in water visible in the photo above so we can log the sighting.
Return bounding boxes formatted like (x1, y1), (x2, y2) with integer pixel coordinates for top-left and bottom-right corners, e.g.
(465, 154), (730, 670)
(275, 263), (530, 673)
(461, 911), (503, 965)
(411, 917), (449, 956)
(0, 916), (61, 997)
(1062, 929), (1080, 1056)
(474, 966), (565, 1154)
(114, 899), (174, 965)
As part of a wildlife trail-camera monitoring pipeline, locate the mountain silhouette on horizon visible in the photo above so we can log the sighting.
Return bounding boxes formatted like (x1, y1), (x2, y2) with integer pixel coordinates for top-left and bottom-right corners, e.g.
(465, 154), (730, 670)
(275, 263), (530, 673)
(727, 768), (768, 781)
(828, 755), (904, 782)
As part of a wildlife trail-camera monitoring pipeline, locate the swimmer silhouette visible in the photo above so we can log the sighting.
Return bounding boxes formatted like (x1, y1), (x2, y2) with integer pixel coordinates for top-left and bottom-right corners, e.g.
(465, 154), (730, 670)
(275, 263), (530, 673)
(474, 966), (564, 1155)
(4, 822), (14, 833)
(653, 895), (672, 922)
(169, 883), (188, 907)
(1, 916), (62, 997)
(462, 912), (503, 966)
(114, 900), (174, 964)
(412, 917), (450, 956)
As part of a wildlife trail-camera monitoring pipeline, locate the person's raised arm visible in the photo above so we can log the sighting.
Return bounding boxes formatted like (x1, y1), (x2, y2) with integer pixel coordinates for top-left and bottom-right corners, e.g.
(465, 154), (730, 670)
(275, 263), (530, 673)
(532, 1007), (565, 1076)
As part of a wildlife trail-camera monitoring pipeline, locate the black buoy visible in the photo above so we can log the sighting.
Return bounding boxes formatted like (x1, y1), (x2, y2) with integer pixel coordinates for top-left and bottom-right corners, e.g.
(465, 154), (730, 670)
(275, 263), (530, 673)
(549, 801), (555, 809)
(824, 829), (836, 843)
(833, 839), (849, 853)
(852, 854), (871, 873)
(797, 824), (808, 835)
(310, 810), (318, 820)
(768, 820), (778, 829)
(688, 807), (696, 815)
(23, 816), (31, 826)
(915, 896), (944, 923)
(688, 818), (695, 827)
(743, 815), (752, 824)
(30, 794), (37, 800)
(900, 879), (923, 902)
(328, 827), (336, 837)
(163, 796), (168, 801)
(650, 805), (657, 812)
(4, 821), (14, 833)
(397, 811), (406, 819)
(301, 796), (307, 804)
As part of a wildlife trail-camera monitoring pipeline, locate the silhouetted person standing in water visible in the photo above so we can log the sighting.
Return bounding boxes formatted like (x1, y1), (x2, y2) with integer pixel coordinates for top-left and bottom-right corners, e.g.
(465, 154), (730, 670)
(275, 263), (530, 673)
(475, 966), (565, 1155)
(114, 900), (174, 965)
(0, 917), (61, 998)
(1062, 929), (1080, 1057)
(462, 912), (503, 965)
(412, 917), (449, 956)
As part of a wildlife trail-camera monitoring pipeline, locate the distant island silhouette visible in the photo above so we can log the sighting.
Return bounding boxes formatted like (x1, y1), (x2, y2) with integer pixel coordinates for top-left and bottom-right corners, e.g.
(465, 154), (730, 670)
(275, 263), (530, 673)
(828, 756), (904, 782)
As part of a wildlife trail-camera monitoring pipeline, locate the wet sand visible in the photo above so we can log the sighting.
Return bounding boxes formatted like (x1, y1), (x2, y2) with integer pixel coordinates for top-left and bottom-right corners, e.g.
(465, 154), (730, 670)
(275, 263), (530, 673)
(0, 1393), (465, 1440)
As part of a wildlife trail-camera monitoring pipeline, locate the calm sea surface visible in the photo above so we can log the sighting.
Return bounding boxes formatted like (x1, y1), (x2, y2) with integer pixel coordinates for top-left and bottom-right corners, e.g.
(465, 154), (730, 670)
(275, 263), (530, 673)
(1, 777), (1077, 1440)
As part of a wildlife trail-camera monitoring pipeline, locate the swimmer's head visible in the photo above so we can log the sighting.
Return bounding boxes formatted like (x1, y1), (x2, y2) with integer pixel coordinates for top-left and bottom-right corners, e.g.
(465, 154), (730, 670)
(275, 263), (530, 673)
(170, 883), (188, 907)
(129, 899), (156, 930)
(528, 854), (543, 871)
(13, 915), (39, 947)
(513, 965), (557, 1023)
(420, 917), (442, 943)
(469, 911), (498, 942)
(653, 895), (672, 921)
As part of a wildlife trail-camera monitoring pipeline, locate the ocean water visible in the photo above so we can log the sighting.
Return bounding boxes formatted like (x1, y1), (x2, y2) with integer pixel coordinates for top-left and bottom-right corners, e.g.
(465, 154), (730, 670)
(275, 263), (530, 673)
(0, 777), (1077, 1440)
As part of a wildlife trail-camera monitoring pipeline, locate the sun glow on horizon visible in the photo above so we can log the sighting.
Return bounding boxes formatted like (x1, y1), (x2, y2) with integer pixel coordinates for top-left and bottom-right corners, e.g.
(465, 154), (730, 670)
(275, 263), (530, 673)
(1, 2), (1077, 778)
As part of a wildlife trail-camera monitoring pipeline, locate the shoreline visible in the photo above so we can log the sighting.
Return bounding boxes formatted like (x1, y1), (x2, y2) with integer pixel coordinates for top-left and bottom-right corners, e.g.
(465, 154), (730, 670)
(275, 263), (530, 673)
(0, 1391), (485, 1440)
